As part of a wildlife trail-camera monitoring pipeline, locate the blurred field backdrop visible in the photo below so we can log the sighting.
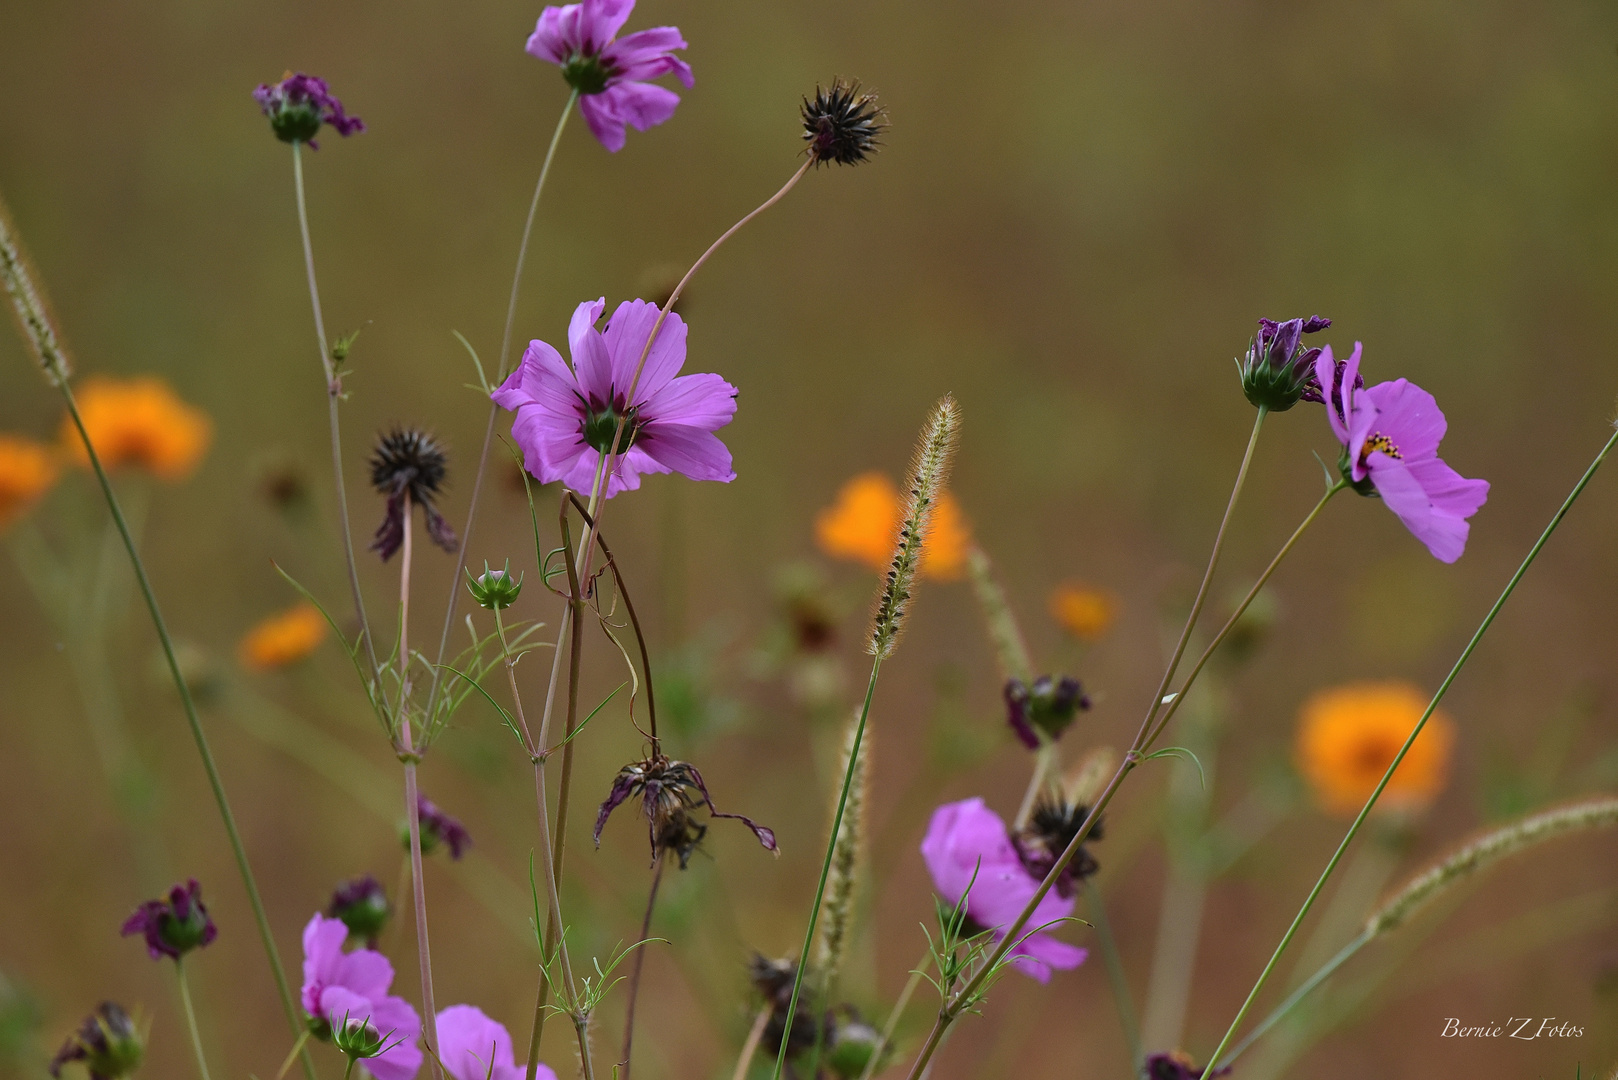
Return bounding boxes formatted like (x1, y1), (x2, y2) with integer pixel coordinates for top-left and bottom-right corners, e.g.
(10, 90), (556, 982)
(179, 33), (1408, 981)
(4, 0), (1618, 1077)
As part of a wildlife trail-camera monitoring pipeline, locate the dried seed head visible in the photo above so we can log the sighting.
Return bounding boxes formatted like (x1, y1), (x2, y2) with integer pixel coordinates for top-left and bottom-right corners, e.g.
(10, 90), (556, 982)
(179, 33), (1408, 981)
(0, 192), (71, 385)
(595, 755), (776, 865)
(1012, 797), (1103, 899)
(368, 427), (458, 560)
(802, 80), (886, 167)
(815, 708), (869, 988)
(868, 395), (960, 658)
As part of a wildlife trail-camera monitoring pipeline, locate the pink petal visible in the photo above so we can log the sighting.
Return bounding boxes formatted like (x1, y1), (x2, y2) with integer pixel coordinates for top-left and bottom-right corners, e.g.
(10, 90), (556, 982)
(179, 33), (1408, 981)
(1408, 456), (1489, 519)
(602, 300), (687, 402)
(577, 94), (628, 152)
(524, 6), (579, 64)
(602, 27), (693, 87)
(436, 1006), (523, 1080)
(1314, 346), (1349, 446)
(642, 372), (736, 431)
(1361, 378), (1446, 462)
(602, 444), (667, 496)
(1005, 933), (1087, 983)
(579, 0), (635, 48)
(301, 915), (349, 1014)
(334, 946), (396, 1004)
(635, 424), (735, 482)
(595, 81), (682, 135)
(1369, 456), (1471, 563)
(509, 403), (587, 486)
(567, 299), (613, 402)
(493, 339), (580, 417)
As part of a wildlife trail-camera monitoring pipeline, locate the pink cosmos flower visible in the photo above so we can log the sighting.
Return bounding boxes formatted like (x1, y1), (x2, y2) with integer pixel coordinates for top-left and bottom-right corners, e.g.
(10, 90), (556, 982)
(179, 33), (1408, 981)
(301, 914), (422, 1080)
(436, 1006), (556, 1080)
(920, 797), (1087, 983)
(526, 0), (693, 152)
(1315, 344), (1489, 564)
(493, 298), (737, 499)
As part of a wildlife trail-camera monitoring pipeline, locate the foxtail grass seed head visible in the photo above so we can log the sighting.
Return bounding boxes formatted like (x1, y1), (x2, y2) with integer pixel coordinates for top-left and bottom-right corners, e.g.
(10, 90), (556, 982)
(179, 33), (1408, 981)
(49, 1003), (143, 1080)
(966, 546), (1033, 681)
(252, 72), (365, 147)
(1237, 315), (1330, 412)
(120, 879), (217, 962)
(815, 709), (869, 988)
(868, 395), (960, 658)
(1004, 674), (1090, 749)
(1368, 796), (1618, 937)
(0, 196), (70, 386)
(328, 875), (391, 947)
(1013, 797), (1103, 899)
(368, 427), (458, 560)
(405, 794), (472, 860)
(595, 755), (776, 865)
(466, 560), (523, 611)
(802, 80), (886, 167)
(1064, 745), (1118, 806)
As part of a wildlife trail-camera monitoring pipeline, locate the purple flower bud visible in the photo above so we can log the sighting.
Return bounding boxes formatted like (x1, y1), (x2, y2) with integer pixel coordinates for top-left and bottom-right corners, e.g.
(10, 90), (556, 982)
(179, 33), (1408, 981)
(1004, 675), (1091, 749)
(410, 795), (472, 860)
(120, 880), (217, 962)
(50, 1002), (143, 1080)
(252, 72), (365, 149)
(1240, 314), (1332, 412)
(327, 875), (391, 946)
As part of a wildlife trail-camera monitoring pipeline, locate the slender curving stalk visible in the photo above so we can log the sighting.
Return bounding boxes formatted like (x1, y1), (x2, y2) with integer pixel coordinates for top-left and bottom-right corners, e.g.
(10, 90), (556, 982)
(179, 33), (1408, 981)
(1203, 425), (1618, 1074)
(423, 90), (578, 730)
(292, 141), (376, 680)
(856, 951), (932, 1080)
(618, 852), (665, 1079)
(175, 959), (214, 1080)
(730, 1008), (771, 1080)
(57, 385), (317, 1080)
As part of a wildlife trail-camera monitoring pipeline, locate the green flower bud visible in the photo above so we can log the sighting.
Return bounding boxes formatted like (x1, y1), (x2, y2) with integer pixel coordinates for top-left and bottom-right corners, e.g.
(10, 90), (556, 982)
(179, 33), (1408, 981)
(465, 561), (523, 611)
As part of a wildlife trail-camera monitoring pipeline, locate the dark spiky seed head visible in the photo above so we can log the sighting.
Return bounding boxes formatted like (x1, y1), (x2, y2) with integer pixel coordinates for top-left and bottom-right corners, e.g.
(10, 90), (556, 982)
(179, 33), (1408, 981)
(802, 80), (886, 167)
(369, 428), (448, 503)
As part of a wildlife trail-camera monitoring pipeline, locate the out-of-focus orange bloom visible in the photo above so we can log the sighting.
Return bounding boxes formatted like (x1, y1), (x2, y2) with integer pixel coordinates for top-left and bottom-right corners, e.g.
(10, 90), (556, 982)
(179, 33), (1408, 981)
(239, 602), (329, 670)
(61, 376), (212, 479)
(1049, 582), (1117, 642)
(814, 471), (970, 580)
(1296, 681), (1455, 817)
(0, 435), (59, 532)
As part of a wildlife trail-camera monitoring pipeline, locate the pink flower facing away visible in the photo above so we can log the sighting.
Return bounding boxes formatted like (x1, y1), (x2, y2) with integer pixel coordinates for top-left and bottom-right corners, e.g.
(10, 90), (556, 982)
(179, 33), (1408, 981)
(526, 0), (693, 152)
(1315, 344), (1489, 564)
(920, 797), (1087, 984)
(301, 915), (422, 1080)
(493, 298), (737, 499)
(436, 1005), (557, 1080)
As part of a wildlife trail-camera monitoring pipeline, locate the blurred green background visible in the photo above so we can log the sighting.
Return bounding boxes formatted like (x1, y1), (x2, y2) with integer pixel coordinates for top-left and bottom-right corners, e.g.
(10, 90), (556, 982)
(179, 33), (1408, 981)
(4, 0), (1618, 1077)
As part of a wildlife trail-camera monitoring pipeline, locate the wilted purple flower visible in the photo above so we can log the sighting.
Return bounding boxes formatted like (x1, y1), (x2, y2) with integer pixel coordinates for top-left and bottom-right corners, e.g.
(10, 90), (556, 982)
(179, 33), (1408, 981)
(436, 1005), (557, 1080)
(1315, 344), (1489, 563)
(525, 0), (693, 152)
(301, 914), (422, 1080)
(328, 875), (391, 947)
(369, 428), (458, 562)
(920, 798), (1086, 983)
(413, 794), (472, 860)
(595, 754), (775, 864)
(1012, 798), (1103, 899)
(49, 1003), (143, 1080)
(1004, 675), (1090, 749)
(252, 72), (365, 148)
(493, 298), (737, 499)
(1143, 1051), (1231, 1079)
(120, 879), (216, 961)
(1238, 315), (1331, 412)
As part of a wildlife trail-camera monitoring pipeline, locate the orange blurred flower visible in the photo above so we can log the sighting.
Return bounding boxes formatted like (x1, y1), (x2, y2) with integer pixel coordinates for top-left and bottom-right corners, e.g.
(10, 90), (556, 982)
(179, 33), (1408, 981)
(1296, 680), (1455, 817)
(814, 471), (969, 580)
(1049, 582), (1117, 642)
(0, 435), (59, 532)
(61, 376), (212, 479)
(239, 602), (329, 670)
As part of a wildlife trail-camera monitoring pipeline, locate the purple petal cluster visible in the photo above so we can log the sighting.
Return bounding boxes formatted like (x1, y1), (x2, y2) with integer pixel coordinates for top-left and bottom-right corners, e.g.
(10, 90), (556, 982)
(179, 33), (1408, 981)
(494, 299), (737, 499)
(526, 0), (693, 152)
(920, 798), (1086, 983)
(416, 794), (473, 860)
(120, 879), (217, 961)
(301, 914), (422, 1080)
(1315, 344), (1489, 563)
(252, 73), (364, 148)
(436, 1006), (557, 1080)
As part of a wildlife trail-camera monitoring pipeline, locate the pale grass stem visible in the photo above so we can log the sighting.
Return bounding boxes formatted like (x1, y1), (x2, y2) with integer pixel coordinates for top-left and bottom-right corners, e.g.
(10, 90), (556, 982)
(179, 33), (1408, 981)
(175, 959), (214, 1080)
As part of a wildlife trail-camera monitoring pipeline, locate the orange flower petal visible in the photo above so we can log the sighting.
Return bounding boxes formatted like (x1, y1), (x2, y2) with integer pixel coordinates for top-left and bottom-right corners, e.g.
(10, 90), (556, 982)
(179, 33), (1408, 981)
(814, 471), (971, 579)
(1049, 582), (1118, 642)
(239, 602), (330, 671)
(1295, 680), (1455, 817)
(61, 376), (213, 480)
(0, 434), (59, 532)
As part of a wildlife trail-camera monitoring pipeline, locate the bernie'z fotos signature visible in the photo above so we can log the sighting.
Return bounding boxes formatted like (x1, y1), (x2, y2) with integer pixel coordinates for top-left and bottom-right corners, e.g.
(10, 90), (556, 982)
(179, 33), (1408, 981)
(1442, 1018), (1584, 1040)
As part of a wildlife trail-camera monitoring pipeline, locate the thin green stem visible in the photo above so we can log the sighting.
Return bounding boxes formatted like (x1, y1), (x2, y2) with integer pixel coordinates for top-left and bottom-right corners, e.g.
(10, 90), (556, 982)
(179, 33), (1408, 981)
(1204, 425), (1618, 1074)
(1087, 888), (1142, 1068)
(771, 655), (883, 1080)
(292, 140), (376, 681)
(856, 952), (931, 1080)
(55, 383), (316, 1080)
(422, 90), (577, 729)
(175, 960), (213, 1080)
(1221, 929), (1372, 1069)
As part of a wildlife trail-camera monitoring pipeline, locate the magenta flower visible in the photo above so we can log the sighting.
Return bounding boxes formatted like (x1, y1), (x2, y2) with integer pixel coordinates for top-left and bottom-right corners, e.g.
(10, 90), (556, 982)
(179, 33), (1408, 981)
(525, 0), (693, 152)
(436, 1006), (556, 1080)
(920, 798), (1086, 983)
(301, 914), (422, 1080)
(493, 298), (737, 499)
(252, 73), (365, 148)
(121, 879), (217, 961)
(1315, 344), (1489, 563)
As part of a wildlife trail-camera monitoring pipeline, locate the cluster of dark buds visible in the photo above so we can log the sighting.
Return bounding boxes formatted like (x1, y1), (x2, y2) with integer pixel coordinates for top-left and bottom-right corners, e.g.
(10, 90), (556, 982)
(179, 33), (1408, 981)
(368, 427), (458, 561)
(802, 80), (886, 167)
(465, 560), (523, 611)
(120, 879), (216, 961)
(49, 1002), (143, 1080)
(1237, 315), (1331, 412)
(1004, 674), (1090, 749)
(596, 755), (777, 866)
(252, 72), (365, 147)
(1142, 1050), (1230, 1080)
(404, 794), (472, 860)
(328, 875), (391, 947)
(747, 957), (885, 1078)
(1013, 797), (1104, 899)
